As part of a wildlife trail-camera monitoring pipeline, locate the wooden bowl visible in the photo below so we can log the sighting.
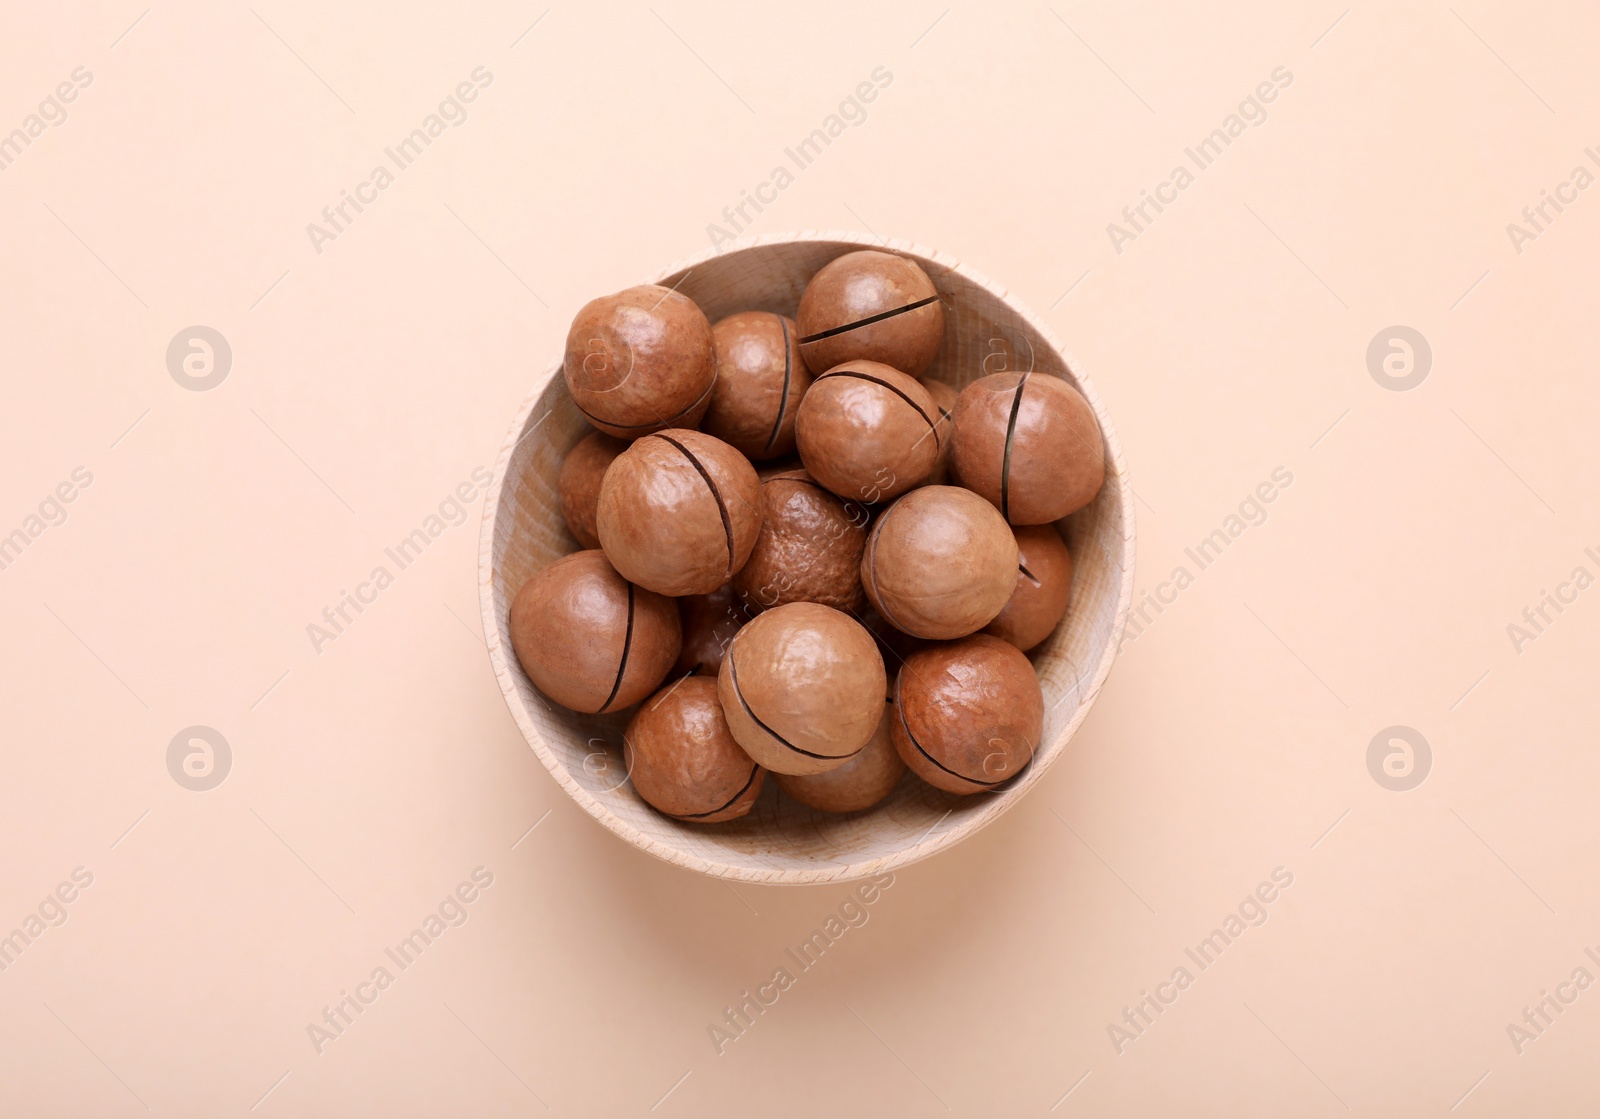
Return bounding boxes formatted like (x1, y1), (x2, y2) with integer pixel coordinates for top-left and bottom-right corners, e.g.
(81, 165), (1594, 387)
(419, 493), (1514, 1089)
(479, 232), (1135, 884)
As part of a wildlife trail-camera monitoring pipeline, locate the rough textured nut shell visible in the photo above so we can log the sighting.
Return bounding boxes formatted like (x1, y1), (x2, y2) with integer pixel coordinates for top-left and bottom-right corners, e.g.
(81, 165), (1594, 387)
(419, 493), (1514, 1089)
(732, 469), (869, 614)
(557, 431), (627, 549)
(703, 311), (810, 460)
(675, 583), (750, 676)
(891, 635), (1042, 795)
(562, 285), (716, 439)
(985, 524), (1073, 652)
(950, 371), (1106, 524)
(596, 429), (763, 597)
(624, 677), (763, 822)
(776, 702), (904, 814)
(795, 250), (944, 377)
(508, 550), (681, 714)
(794, 360), (941, 504)
(861, 486), (1018, 641)
(716, 602), (886, 776)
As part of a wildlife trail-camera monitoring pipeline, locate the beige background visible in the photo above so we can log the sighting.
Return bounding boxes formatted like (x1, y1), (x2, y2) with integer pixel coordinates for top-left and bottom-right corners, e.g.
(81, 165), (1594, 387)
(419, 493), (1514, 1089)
(2, 1), (1597, 1115)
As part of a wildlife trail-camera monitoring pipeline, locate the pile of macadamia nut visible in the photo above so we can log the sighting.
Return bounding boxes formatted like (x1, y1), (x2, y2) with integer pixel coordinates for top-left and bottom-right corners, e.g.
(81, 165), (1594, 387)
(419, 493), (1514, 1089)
(510, 250), (1105, 825)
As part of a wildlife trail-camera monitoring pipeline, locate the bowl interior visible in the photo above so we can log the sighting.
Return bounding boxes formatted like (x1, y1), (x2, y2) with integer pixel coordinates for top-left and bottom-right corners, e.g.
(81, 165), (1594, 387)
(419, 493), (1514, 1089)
(480, 234), (1133, 883)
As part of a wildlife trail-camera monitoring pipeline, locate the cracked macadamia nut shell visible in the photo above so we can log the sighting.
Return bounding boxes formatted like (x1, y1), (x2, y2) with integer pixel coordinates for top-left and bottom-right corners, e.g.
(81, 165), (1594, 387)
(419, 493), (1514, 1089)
(861, 486), (1018, 641)
(624, 677), (763, 823)
(675, 584), (750, 677)
(795, 250), (945, 377)
(716, 602), (886, 776)
(950, 371), (1106, 524)
(509, 550), (681, 714)
(557, 431), (627, 549)
(920, 378), (960, 486)
(703, 311), (810, 461)
(562, 285), (716, 439)
(795, 360), (942, 504)
(732, 469), (870, 614)
(596, 429), (763, 597)
(984, 524), (1073, 652)
(776, 702), (904, 814)
(891, 635), (1043, 795)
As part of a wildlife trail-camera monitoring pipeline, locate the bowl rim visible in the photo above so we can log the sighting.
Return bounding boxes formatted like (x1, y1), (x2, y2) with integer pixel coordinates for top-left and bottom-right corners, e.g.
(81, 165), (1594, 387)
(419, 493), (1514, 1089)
(477, 229), (1137, 884)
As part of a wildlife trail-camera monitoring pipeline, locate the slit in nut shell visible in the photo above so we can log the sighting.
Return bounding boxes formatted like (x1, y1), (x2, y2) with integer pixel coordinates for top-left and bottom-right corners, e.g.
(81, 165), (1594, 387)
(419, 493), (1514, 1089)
(795, 250), (945, 377)
(624, 677), (764, 823)
(596, 428), (763, 597)
(716, 602), (886, 776)
(509, 550), (680, 714)
(795, 361), (942, 504)
(776, 701), (904, 813)
(949, 371), (1105, 524)
(891, 634), (1042, 795)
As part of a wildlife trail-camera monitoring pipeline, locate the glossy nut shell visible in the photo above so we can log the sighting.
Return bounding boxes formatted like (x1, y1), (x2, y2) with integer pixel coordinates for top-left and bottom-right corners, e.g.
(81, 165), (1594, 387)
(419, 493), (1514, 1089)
(716, 602), (886, 776)
(949, 372), (1106, 524)
(596, 429), (763, 597)
(984, 524), (1073, 652)
(776, 702), (904, 814)
(703, 311), (810, 460)
(557, 431), (627, 549)
(624, 677), (763, 822)
(891, 635), (1043, 795)
(861, 486), (1018, 641)
(509, 550), (681, 714)
(920, 378), (959, 487)
(795, 360), (941, 503)
(563, 285), (716, 439)
(795, 250), (944, 377)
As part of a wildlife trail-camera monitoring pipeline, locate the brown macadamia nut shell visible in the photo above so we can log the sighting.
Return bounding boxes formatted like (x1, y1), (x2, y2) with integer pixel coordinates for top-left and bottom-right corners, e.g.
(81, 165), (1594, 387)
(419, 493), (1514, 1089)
(950, 372), (1106, 524)
(717, 602), (886, 776)
(861, 486), (1018, 641)
(703, 312), (810, 460)
(624, 677), (763, 822)
(732, 469), (869, 614)
(891, 635), (1043, 795)
(920, 378), (959, 487)
(985, 524), (1073, 652)
(675, 584), (750, 676)
(795, 360), (941, 504)
(557, 431), (626, 549)
(795, 250), (945, 377)
(776, 702), (904, 813)
(563, 285), (716, 439)
(596, 429), (763, 597)
(509, 550), (681, 714)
